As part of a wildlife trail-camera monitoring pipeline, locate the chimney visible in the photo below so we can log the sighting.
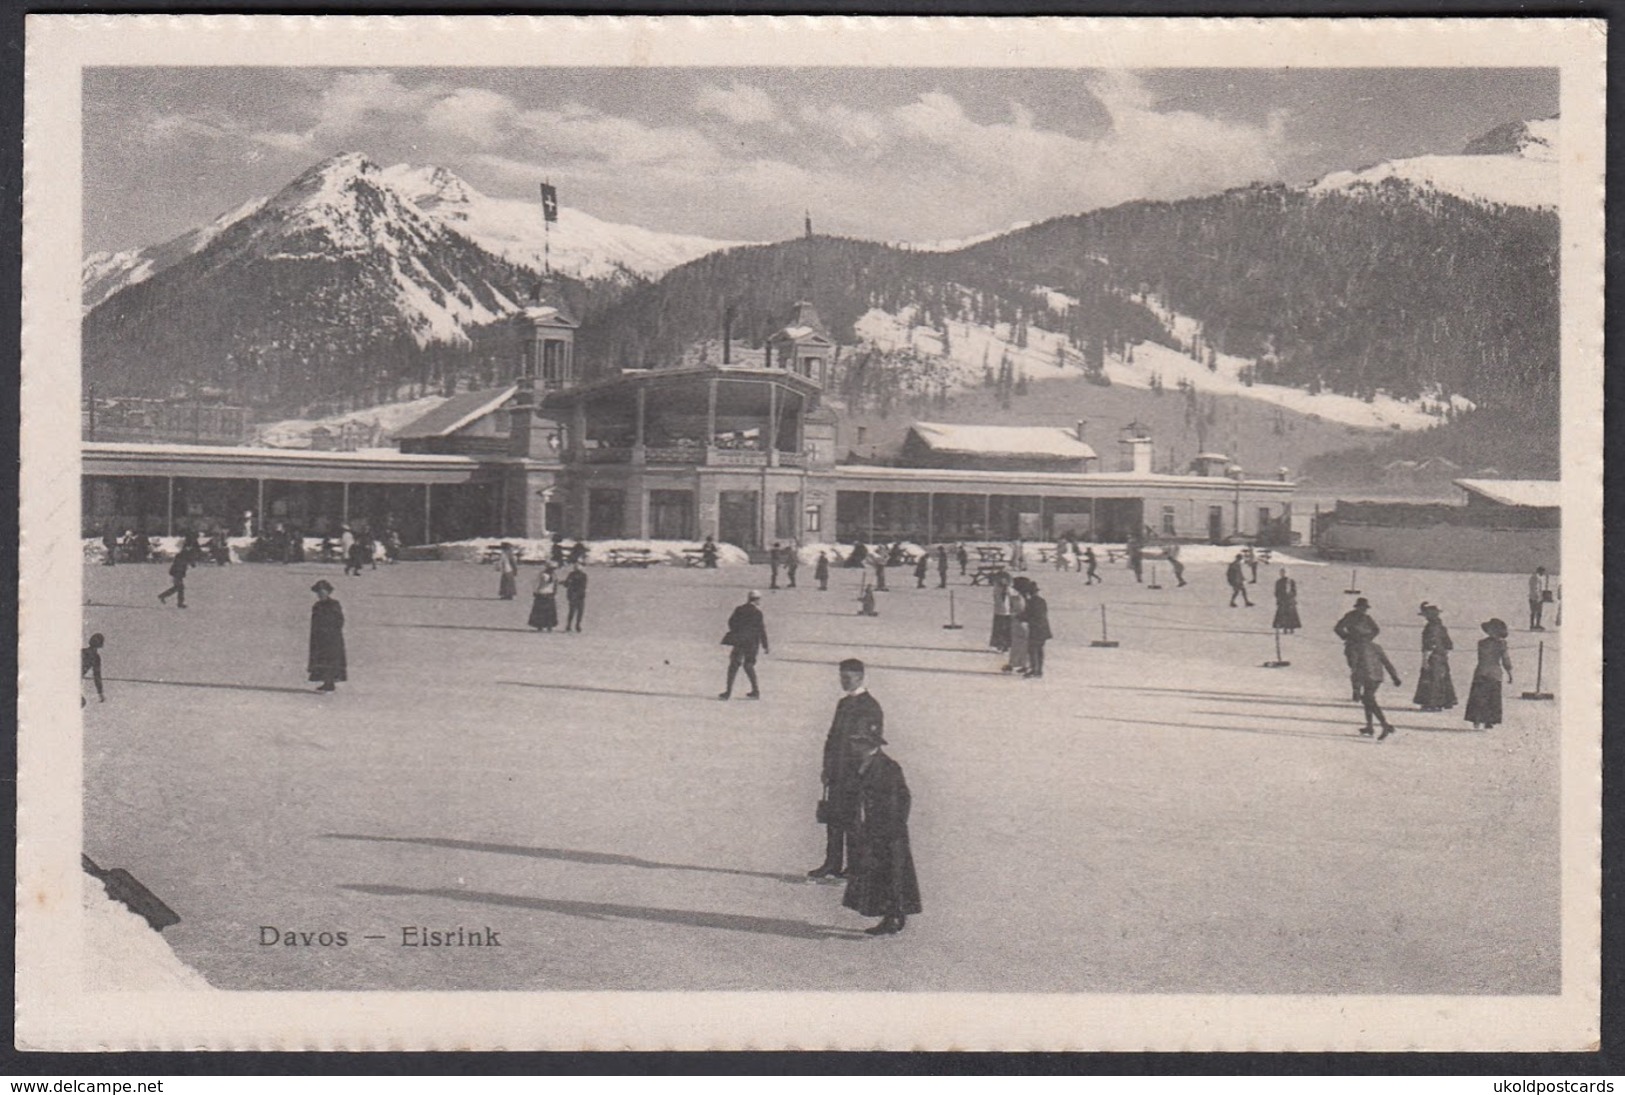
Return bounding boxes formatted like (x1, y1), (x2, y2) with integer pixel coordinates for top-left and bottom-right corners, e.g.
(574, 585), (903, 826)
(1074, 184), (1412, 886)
(1075, 419), (1087, 442)
(1131, 436), (1153, 475)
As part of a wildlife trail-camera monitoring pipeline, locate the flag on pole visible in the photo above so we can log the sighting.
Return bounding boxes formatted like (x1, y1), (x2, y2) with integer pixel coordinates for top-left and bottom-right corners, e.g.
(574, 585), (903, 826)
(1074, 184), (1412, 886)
(540, 182), (559, 223)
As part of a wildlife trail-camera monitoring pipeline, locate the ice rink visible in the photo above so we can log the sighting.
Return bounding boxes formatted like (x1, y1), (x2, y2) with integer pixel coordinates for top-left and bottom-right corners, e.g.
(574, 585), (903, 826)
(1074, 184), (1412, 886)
(81, 552), (1561, 993)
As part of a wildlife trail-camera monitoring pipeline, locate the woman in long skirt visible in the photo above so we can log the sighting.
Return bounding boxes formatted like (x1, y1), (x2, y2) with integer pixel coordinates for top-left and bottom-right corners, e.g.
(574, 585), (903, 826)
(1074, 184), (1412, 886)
(1413, 602), (1458, 711)
(1464, 617), (1513, 729)
(1004, 578), (1031, 675)
(989, 571), (1012, 651)
(308, 580), (347, 693)
(1272, 568), (1302, 633)
(496, 542), (519, 600)
(528, 564), (559, 632)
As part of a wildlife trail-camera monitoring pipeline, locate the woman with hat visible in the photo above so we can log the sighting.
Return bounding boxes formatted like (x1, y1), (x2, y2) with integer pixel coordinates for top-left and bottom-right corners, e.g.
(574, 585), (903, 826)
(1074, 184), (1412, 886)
(1272, 568), (1302, 634)
(528, 563), (559, 632)
(308, 580), (347, 693)
(841, 720), (922, 936)
(1413, 603), (1457, 712)
(1465, 618), (1514, 729)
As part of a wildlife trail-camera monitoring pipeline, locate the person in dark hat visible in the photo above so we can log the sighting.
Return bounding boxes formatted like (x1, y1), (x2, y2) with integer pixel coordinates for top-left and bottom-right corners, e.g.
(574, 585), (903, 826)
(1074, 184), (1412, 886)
(308, 580), (347, 693)
(841, 720), (921, 936)
(1020, 579), (1053, 679)
(563, 562), (588, 632)
(1413, 603), (1458, 712)
(809, 658), (884, 880)
(1334, 597), (1380, 702)
(1465, 618), (1514, 729)
(815, 550), (831, 592)
(1272, 567), (1301, 633)
(719, 590), (769, 700)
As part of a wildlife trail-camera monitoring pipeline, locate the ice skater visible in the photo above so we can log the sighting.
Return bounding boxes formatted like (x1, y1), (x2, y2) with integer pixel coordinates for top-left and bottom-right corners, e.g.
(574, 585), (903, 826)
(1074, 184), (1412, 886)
(769, 543), (782, 590)
(528, 564), (559, 632)
(1226, 553), (1253, 607)
(809, 658), (884, 880)
(719, 590), (769, 700)
(956, 542), (969, 577)
(157, 550), (191, 609)
(1352, 638), (1402, 740)
(496, 542), (519, 600)
(857, 583), (878, 617)
(989, 570), (1012, 652)
(785, 546), (799, 589)
(841, 722), (922, 936)
(1465, 618), (1513, 729)
(1003, 578), (1030, 675)
(1166, 542), (1187, 587)
(307, 580), (347, 693)
(1413, 602), (1457, 711)
(701, 535), (718, 569)
(1334, 598), (1381, 702)
(937, 545), (949, 588)
(563, 562), (588, 632)
(81, 633), (105, 707)
(1272, 568), (1301, 633)
(1127, 538), (1144, 583)
(1083, 545), (1101, 584)
(1020, 579), (1052, 679)
(913, 552), (929, 589)
(1527, 566), (1550, 630)
(815, 551), (830, 591)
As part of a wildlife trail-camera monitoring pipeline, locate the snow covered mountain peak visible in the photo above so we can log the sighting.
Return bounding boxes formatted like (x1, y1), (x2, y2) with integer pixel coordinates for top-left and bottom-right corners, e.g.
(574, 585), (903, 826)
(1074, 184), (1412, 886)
(1309, 117), (1559, 211)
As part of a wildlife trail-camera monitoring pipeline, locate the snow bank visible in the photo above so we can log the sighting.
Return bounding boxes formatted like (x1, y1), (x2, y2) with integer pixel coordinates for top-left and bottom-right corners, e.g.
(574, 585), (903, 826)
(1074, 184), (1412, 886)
(255, 393), (450, 449)
(82, 874), (213, 991)
(417, 537), (753, 566)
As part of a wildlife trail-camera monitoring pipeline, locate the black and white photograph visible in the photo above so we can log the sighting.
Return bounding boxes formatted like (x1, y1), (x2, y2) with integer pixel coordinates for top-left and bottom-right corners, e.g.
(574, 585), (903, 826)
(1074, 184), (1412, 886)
(17, 15), (1603, 1051)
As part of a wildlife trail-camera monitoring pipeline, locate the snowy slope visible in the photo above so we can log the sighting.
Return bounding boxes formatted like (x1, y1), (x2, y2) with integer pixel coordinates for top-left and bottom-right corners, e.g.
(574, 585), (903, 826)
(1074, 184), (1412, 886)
(254, 393), (453, 449)
(82, 195), (268, 312)
(380, 164), (746, 281)
(1310, 118), (1557, 210)
(853, 302), (1471, 432)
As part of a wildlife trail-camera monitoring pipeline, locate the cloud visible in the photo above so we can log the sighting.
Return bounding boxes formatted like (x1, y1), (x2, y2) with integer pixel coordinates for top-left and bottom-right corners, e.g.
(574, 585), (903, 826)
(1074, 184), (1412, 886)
(694, 81), (784, 128)
(142, 113), (229, 146)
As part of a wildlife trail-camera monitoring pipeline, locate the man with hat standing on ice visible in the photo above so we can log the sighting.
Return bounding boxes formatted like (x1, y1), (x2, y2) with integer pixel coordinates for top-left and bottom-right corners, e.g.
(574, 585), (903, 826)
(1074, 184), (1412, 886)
(808, 658), (884, 881)
(719, 590), (769, 700)
(841, 718), (921, 936)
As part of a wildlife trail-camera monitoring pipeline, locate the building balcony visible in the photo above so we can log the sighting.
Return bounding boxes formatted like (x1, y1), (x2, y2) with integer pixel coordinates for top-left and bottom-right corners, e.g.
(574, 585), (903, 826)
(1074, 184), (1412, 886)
(570, 445), (802, 469)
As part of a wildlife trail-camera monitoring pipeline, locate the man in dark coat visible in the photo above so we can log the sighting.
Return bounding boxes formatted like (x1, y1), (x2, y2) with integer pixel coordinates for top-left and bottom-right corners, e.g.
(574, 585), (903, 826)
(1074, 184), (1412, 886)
(1127, 537), (1144, 583)
(841, 722), (921, 936)
(1226, 553), (1253, 607)
(719, 590), (769, 699)
(809, 658), (884, 880)
(768, 543), (782, 590)
(81, 633), (105, 707)
(785, 547), (798, 588)
(1083, 545), (1101, 584)
(308, 580), (347, 693)
(101, 527), (118, 566)
(956, 543), (969, 576)
(563, 563), (588, 632)
(157, 551), (191, 608)
(936, 545), (949, 588)
(701, 535), (718, 569)
(1334, 597), (1381, 702)
(913, 552), (929, 588)
(815, 551), (831, 591)
(1021, 582), (1053, 679)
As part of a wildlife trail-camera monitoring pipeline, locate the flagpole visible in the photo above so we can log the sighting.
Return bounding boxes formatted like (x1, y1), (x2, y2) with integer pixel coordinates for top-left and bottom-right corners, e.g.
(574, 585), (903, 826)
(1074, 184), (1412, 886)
(544, 179), (551, 277)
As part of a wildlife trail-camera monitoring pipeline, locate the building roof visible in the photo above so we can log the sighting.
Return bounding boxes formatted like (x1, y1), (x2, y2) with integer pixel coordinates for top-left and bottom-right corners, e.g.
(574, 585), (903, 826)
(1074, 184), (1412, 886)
(392, 386), (517, 440)
(1454, 478), (1561, 509)
(909, 422), (1098, 461)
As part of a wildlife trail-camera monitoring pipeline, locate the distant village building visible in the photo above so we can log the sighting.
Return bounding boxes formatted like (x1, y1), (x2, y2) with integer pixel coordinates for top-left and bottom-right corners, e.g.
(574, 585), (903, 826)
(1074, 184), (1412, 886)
(1313, 477), (1559, 571)
(82, 395), (250, 446)
(80, 296), (1297, 549)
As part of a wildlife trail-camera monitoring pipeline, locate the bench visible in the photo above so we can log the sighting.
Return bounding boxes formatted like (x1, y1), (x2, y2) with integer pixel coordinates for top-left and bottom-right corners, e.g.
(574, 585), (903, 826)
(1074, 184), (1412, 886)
(481, 545), (526, 565)
(975, 547), (1007, 564)
(679, 548), (709, 568)
(969, 563), (1008, 586)
(608, 547), (659, 568)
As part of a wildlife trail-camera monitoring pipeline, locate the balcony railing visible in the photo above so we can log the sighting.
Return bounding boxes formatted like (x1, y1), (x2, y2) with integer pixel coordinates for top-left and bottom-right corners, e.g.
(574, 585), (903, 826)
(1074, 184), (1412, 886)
(570, 446), (800, 468)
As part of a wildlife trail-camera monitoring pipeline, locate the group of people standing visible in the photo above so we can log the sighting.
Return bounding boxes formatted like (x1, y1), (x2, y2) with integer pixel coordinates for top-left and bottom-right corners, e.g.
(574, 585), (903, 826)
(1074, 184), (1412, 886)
(987, 572), (1053, 679)
(1333, 596), (1516, 739)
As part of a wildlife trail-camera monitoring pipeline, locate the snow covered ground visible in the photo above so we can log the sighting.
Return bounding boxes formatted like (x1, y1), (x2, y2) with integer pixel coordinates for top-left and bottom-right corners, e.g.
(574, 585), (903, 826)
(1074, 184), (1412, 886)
(83, 557), (1558, 994)
(1311, 118), (1558, 211)
(83, 874), (214, 991)
(853, 301), (1472, 432)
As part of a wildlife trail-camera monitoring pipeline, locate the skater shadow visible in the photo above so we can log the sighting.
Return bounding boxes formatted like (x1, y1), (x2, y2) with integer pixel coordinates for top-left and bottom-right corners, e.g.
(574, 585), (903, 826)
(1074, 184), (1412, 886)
(82, 602), (167, 611)
(340, 883), (868, 941)
(324, 833), (807, 884)
(1088, 683), (1327, 705)
(1092, 713), (1364, 744)
(499, 680), (707, 702)
(105, 677), (319, 696)
(791, 639), (988, 656)
(384, 623), (537, 635)
(773, 656), (1003, 678)
(1195, 709), (1483, 735)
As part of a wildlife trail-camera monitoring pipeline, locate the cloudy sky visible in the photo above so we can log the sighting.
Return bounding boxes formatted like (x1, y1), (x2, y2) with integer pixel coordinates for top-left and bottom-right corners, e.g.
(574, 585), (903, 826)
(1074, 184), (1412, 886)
(83, 67), (1556, 255)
